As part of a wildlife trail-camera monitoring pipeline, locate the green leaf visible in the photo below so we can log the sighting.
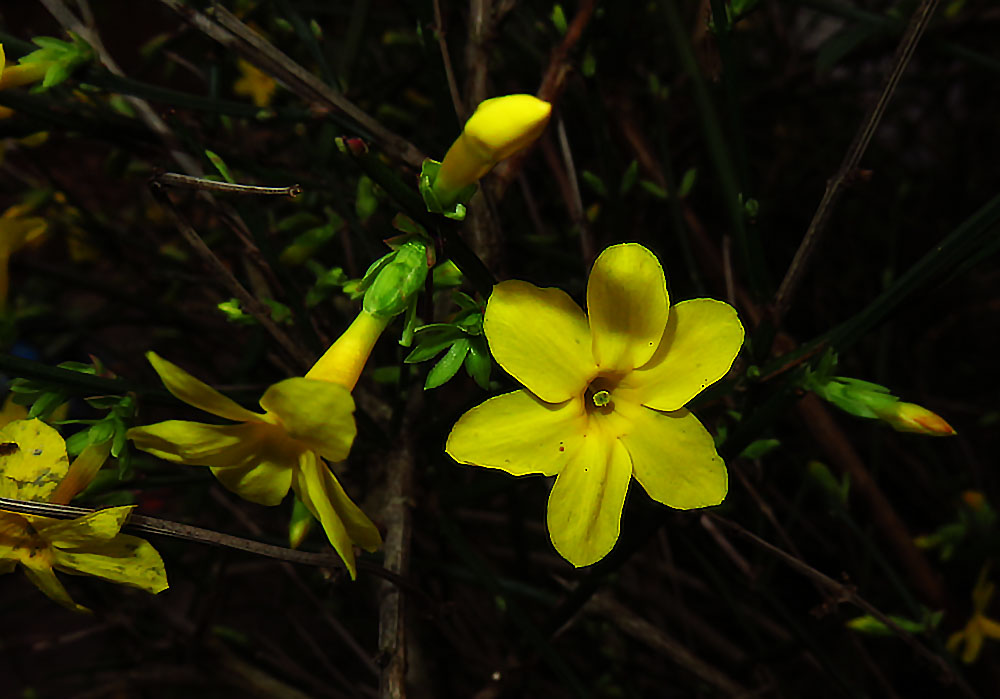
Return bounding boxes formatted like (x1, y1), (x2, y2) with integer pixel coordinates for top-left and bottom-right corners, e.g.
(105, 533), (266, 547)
(464, 337), (491, 390)
(739, 438), (780, 460)
(28, 391), (66, 419)
(205, 150), (235, 184)
(65, 430), (91, 457)
(581, 170), (608, 199)
(405, 330), (462, 364)
(620, 160), (639, 196)
(88, 419), (115, 445)
(425, 338), (470, 390)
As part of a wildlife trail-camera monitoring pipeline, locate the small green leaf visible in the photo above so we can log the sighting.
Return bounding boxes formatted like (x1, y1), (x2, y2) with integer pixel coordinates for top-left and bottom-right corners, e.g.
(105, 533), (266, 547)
(639, 180), (668, 200)
(425, 338), (470, 389)
(581, 170), (608, 199)
(620, 160), (639, 196)
(464, 337), (491, 390)
(740, 438), (780, 460)
(551, 4), (568, 34)
(65, 430), (91, 457)
(205, 150), (235, 184)
(678, 167), (698, 198)
(88, 419), (115, 445)
(405, 330), (462, 364)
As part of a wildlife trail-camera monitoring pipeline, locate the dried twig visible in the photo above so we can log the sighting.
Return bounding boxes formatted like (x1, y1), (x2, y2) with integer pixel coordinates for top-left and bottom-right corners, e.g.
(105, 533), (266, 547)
(585, 592), (752, 697)
(156, 0), (425, 167)
(770, 0), (942, 324)
(710, 514), (978, 698)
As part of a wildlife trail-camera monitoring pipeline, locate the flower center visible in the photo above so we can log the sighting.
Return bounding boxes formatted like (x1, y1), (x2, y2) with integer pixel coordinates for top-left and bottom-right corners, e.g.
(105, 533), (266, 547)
(592, 390), (611, 407)
(584, 374), (622, 415)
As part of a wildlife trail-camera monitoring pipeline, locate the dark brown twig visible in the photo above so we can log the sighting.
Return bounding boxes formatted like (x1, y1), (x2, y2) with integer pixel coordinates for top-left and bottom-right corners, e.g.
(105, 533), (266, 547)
(149, 184), (314, 372)
(770, 0), (942, 324)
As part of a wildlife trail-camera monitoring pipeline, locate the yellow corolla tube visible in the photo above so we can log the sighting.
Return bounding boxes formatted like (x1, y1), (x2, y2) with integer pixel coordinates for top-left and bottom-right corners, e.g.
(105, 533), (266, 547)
(432, 94), (552, 206)
(306, 310), (391, 391)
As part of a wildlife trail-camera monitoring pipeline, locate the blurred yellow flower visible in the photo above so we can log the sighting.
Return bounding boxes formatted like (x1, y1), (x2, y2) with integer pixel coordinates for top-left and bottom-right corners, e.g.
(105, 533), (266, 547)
(129, 311), (388, 577)
(947, 566), (1000, 663)
(0, 419), (167, 612)
(233, 58), (277, 108)
(432, 94), (551, 205)
(446, 243), (744, 566)
(0, 203), (47, 310)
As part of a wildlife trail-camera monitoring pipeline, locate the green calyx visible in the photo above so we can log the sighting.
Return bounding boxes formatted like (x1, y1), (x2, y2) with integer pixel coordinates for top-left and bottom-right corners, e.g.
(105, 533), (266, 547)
(419, 159), (476, 220)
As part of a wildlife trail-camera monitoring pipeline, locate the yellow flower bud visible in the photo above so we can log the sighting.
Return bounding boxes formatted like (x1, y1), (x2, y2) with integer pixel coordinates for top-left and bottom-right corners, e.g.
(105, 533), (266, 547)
(874, 401), (956, 436)
(432, 94), (551, 204)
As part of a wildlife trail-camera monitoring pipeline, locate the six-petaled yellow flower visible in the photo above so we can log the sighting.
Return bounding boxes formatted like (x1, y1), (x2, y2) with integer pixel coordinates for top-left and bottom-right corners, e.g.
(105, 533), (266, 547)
(0, 418), (168, 612)
(947, 566), (1000, 664)
(233, 58), (277, 108)
(128, 311), (388, 578)
(446, 243), (744, 566)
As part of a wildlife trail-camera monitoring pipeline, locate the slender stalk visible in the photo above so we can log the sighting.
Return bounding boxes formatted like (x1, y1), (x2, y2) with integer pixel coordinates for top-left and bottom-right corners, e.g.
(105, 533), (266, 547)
(770, 0), (942, 324)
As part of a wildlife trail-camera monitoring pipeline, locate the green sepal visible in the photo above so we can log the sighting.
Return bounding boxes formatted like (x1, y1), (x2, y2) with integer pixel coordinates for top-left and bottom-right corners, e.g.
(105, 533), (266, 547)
(418, 159), (474, 220)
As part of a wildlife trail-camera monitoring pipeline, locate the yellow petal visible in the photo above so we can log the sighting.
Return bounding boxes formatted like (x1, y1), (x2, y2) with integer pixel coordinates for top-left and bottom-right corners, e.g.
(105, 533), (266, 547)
(53, 533), (168, 595)
(259, 377), (357, 463)
(587, 243), (669, 373)
(546, 433), (632, 567)
(128, 420), (265, 467)
(22, 557), (89, 612)
(618, 299), (744, 412)
(979, 616), (1000, 640)
(962, 625), (984, 664)
(463, 94), (552, 162)
(293, 451), (361, 578)
(209, 437), (296, 506)
(946, 629), (965, 655)
(146, 352), (264, 422)
(484, 280), (596, 403)
(38, 505), (133, 546)
(446, 390), (586, 477)
(618, 403), (728, 509)
(0, 418), (70, 501)
(50, 441), (112, 504)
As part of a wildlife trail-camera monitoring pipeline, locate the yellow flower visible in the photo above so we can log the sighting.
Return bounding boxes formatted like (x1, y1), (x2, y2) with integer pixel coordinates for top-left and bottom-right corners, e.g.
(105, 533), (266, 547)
(128, 311), (389, 577)
(0, 418), (167, 612)
(446, 243), (744, 566)
(947, 566), (1000, 663)
(432, 94), (551, 205)
(873, 401), (956, 436)
(0, 202), (47, 310)
(233, 58), (277, 108)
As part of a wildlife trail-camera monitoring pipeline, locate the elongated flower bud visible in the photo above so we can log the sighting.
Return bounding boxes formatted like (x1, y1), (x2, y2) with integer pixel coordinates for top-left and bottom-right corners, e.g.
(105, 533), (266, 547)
(872, 401), (956, 436)
(432, 94), (551, 205)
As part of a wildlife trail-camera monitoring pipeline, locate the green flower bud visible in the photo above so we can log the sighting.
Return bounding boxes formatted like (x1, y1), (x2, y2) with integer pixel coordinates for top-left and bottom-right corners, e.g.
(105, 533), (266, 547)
(363, 238), (430, 318)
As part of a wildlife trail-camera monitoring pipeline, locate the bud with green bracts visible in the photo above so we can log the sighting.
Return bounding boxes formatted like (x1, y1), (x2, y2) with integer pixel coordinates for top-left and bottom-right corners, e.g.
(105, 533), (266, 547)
(363, 237), (431, 319)
(423, 94), (552, 215)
